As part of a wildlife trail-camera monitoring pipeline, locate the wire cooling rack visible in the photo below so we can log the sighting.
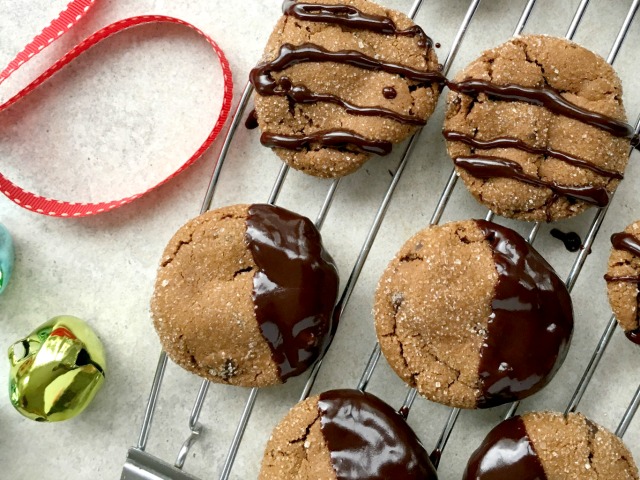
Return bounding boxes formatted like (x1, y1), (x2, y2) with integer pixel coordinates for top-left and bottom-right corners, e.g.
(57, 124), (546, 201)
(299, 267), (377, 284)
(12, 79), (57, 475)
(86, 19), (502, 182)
(121, 1), (640, 478)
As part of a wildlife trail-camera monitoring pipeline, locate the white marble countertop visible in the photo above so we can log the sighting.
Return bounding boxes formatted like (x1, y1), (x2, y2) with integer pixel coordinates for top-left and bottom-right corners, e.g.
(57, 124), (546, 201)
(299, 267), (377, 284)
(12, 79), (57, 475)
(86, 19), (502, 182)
(1, 0), (640, 479)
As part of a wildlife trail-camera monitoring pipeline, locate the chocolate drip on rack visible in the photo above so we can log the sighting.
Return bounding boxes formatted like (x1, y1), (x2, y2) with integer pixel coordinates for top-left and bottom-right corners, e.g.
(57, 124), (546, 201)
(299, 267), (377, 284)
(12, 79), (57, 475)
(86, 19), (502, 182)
(443, 130), (623, 179)
(282, 1), (433, 48)
(463, 416), (547, 479)
(261, 129), (392, 155)
(447, 79), (634, 138)
(550, 229), (582, 252)
(474, 220), (574, 408)
(246, 204), (339, 381)
(318, 389), (437, 480)
(455, 156), (611, 207)
(245, 109), (259, 130)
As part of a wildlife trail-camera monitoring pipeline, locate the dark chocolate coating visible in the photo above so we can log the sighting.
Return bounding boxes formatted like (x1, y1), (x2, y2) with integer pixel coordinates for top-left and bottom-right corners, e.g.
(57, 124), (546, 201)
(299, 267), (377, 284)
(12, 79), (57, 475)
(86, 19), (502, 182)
(455, 156), (611, 207)
(475, 220), (574, 408)
(447, 79), (633, 138)
(246, 204), (339, 381)
(443, 130), (623, 179)
(463, 416), (547, 480)
(318, 389), (438, 480)
(625, 330), (640, 345)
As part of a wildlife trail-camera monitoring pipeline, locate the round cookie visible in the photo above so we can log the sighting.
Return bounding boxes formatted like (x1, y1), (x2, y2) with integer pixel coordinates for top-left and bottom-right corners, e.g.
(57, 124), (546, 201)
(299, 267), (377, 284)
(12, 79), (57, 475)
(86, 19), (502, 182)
(374, 219), (573, 409)
(605, 221), (640, 345)
(151, 203), (339, 387)
(259, 389), (437, 479)
(464, 411), (639, 479)
(444, 34), (632, 222)
(250, 0), (442, 178)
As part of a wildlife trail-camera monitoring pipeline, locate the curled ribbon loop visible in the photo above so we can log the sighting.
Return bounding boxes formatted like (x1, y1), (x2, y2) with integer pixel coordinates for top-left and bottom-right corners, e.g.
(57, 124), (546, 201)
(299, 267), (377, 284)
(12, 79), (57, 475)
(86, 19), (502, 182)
(0, 0), (233, 217)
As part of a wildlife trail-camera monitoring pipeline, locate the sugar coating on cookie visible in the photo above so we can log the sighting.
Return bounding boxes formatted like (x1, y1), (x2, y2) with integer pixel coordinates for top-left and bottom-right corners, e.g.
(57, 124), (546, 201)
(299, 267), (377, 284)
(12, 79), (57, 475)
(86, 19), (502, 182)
(606, 221), (640, 344)
(374, 219), (573, 409)
(464, 411), (639, 480)
(444, 34), (631, 222)
(151, 203), (339, 387)
(250, 0), (442, 178)
(259, 389), (437, 480)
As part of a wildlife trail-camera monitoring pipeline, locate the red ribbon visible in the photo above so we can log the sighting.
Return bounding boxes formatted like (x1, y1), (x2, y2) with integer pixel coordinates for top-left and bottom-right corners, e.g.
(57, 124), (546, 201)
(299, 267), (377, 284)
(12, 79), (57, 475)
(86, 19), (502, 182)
(0, 0), (233, 217)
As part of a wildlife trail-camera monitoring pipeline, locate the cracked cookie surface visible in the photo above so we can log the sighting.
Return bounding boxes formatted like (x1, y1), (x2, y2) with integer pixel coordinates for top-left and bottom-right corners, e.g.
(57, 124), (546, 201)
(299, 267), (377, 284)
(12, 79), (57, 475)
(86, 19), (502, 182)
(444, 34), (629, 222)
(252, 0), (441, 178)
(606, 221), (640, 338)
(151, 203), (339, 387)
(374, 219), (573, 409)
(464, 411), (639, 480)
(259, 389), (437, 479)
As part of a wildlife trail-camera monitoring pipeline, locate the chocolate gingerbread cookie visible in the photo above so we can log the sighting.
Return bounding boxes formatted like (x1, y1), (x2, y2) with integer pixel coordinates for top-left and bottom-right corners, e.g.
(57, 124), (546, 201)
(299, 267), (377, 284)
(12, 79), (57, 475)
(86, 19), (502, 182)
(259, 389), (437, 479)
(151, 204), (339, 387)
(464, 411), (639, 479)
(374, 219), (573, 409)
(444, 35), (632, 222)
(250, 0), (442, 178)
(606, 221), (640, 345)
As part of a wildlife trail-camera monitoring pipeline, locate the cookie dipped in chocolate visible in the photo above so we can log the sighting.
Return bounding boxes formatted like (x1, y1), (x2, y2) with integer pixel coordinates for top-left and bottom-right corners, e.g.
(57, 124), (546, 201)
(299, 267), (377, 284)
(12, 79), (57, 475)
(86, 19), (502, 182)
(246, 204), (339, 381)
(463, 416), (547, 480)
(474, 220), (573, 408)
(318, 389), (438, 480)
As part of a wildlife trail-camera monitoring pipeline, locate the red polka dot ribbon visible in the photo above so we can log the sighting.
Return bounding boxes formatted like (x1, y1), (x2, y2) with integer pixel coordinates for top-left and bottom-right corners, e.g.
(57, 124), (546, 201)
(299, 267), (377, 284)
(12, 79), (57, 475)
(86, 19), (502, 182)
(0, 0), (233, 217)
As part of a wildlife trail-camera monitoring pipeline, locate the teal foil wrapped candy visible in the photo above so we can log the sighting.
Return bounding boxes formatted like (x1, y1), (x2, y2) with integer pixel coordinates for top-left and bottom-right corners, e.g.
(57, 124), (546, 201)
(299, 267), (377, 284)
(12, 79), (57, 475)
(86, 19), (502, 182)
(0, 223), (14, 294)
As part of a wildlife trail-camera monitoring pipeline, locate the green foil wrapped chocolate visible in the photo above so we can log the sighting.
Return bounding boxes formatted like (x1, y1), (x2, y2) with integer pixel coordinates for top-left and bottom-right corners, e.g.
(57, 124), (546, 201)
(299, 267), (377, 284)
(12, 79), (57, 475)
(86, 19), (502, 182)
(8, 315), (106, 422)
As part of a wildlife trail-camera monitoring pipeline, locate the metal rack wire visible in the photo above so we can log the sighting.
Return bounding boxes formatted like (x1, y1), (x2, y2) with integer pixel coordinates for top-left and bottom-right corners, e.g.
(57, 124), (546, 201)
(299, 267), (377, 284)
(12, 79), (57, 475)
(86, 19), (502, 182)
(121, 1), (640, 478)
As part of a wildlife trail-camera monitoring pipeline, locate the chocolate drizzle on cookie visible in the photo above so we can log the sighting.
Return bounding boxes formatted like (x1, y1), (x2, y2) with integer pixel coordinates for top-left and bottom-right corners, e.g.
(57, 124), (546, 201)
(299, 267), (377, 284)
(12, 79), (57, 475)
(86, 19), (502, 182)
(611, 232), (640, 257)
(455, 156), (611, 207)
(282, 1), (433, 48)
(317, 389), (438, 480)
(250, 1), (443, 155)
(261, 129), (393, 155)
(245, 204), (339, 381)
(443, 130), (624, 179)
(447, 80), (634, 138)
(463, 416), (547, 480)
(474, 220), (573, 408)
(604, 232), (640, 283)
(258, 75), (426, 126)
